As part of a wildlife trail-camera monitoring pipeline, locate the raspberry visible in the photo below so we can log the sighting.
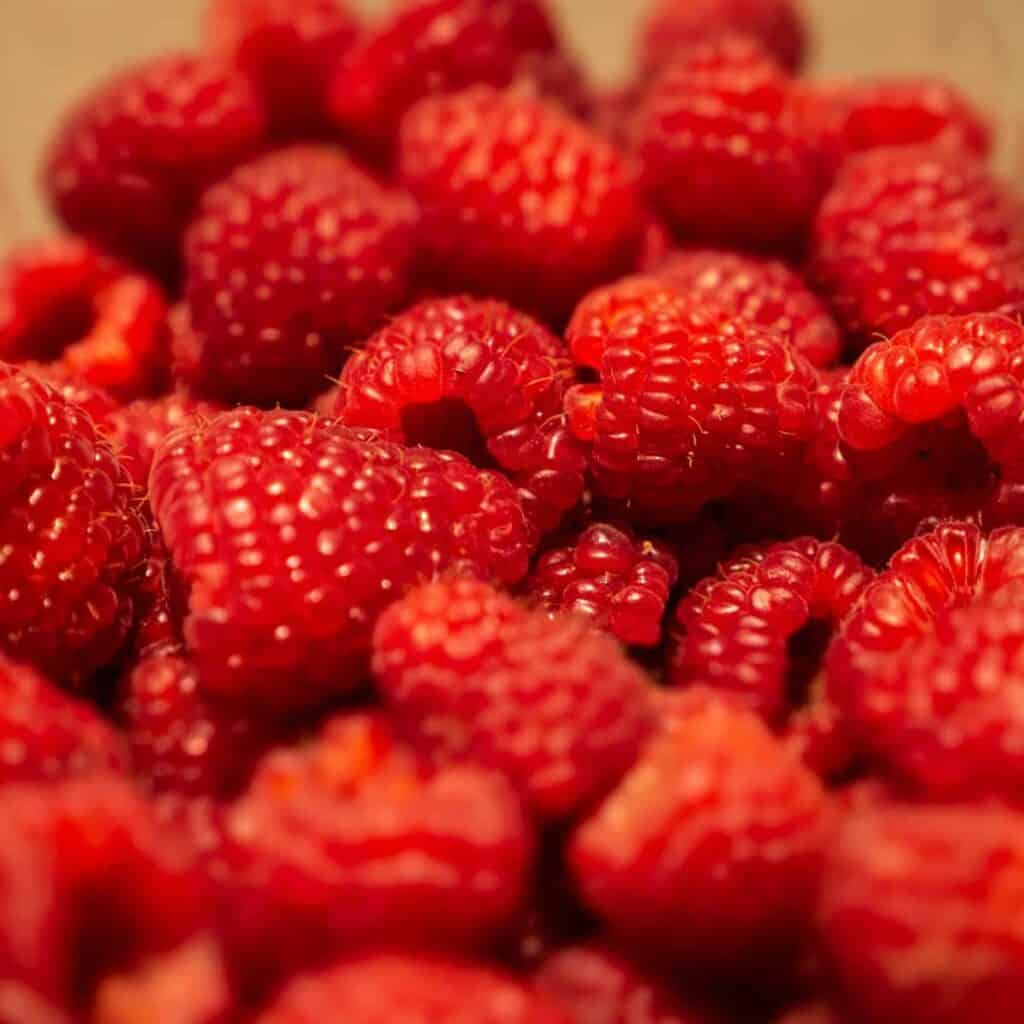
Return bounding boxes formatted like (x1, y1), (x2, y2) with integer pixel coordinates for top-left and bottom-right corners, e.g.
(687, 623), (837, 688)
(525, 522), (679, 646)
(818, 803), (1024, 1024)
(398, 86), (645, 322)
(635, 36), (828, 250)
(0, 237), (168, 400)
(214, 715), (533, 981)
(44, 54), (266, 277)
(28, 368), (119, 427)
(255, 954), (570, 1024)
(151, 409), (531, 712)
(373, 578), (655, 819)
(773, 1005), (842, 1024)
(181, 145), (416, 406)
(569, 690), (830, 966)
(331, 295), (586, 537)
(206, 0), (359, 136)
(639, 0), (808, 76)
(0, 364), (147, 685)
(811, 145), (1024, 342)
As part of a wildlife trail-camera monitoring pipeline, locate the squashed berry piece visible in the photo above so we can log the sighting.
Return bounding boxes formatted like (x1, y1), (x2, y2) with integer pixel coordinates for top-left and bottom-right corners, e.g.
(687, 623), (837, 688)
(526, 522), (678, 646)
(570, 689), (830, 967)
(811, 145), (1024, 343)
(374, 578), (655, 819)
(398, 86), (645, 322)
(256, 954), (570, 1024)
(332, 295), (586, 537)
(207, 0), (359, 135)
(0, 364), (147, 686)
(819, 803), (1024, 1024)
(151, 409), (531, 712)
(635, 36), (828, 250)
(44, 55), (266, 277)
(182, 145), (416, 407)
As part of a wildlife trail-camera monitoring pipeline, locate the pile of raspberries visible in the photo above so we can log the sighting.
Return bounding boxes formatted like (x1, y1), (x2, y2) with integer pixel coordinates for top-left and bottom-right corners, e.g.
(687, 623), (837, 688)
(2, 0), (1024, 1020)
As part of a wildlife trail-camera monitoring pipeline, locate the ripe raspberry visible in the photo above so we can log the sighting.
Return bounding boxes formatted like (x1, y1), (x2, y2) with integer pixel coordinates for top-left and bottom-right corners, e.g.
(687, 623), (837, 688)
(151, 409), (531, 712)
(181, 145), (416, 406)
(0, 237), (168, 400)
(818, 803), (1024, 1024)
(207, 0), (359, 136)
(525, 522), (679, 646)
(28, 368), (119, 427)
(374, 578), (655, 819)
(256, 954), (570, 1024)
(398, 86), (645, 322)
(811, 145), (1024, 342)
(44, 55), (266, 276)
(0, 364), (147, 685)
(569, 690), (830, 966)
(635, 36), (828, 250)
(331, 295), (586, 537)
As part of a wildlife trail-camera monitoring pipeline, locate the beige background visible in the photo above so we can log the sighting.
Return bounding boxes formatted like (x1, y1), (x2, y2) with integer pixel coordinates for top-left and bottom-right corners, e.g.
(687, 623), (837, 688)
(0, 0), (1021, 244)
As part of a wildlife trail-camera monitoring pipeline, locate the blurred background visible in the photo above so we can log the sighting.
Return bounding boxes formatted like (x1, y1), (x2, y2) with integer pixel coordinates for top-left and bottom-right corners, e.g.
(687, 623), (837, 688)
(0, 0), (1021, 243)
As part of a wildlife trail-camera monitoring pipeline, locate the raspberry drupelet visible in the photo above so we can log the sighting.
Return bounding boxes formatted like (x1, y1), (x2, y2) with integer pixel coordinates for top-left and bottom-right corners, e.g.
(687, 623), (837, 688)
(150, 409), (533, 713)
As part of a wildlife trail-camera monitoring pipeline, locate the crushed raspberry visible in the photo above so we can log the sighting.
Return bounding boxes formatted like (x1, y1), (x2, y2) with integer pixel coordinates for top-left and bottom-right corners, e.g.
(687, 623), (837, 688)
(374, 578), (655, 819)
(44, 54), (266, 277)
(398, 86), (645, 322)
(181, 145), (417, 407)
(151, 409), (531, 712)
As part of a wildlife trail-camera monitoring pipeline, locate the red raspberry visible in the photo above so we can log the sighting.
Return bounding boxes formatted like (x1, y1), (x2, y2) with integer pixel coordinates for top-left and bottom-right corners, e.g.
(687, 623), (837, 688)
(214, 714), (533, 980)
(773, 1005), (842, 1024)
(0, 237), (168, 400)
(151, 409), (531, 712)
(256, 954), (570, 1024)
(0, 364), (147, 685)
(331, 295), (586, 537)
(373, 578), (655, 819)
(569, 690), (830, 967)
(635, 36), (828, 250)
(28, 368), (119, 427)
(811, 145), (1024, 343)
(398, 86), (645, 322)
(525, 522), (679, 646)
(206, 0), (359, 136)
(44, 55), (266, 277)
(181, 145), (416, 406)
(818, 803), (1024, 1024)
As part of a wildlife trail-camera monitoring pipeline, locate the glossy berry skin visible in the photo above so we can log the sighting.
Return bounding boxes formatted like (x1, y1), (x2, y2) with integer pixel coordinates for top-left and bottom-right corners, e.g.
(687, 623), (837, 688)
(818, 803), (1024, 1024)
(332, 295), (586, 538)
(374, 578), (655, 819)
(182, 145), (416, 407)
(569, 690), (830, 967)
(398, 86), (645, 322)
(0, 364), (147, 686)
(151, 409), (532, 713)
(256, 954), (571, 1024)
(636, 36), (827, 250)
(526, 522), (679, 646)
(811, 146), (1024, 343)
(44, 54), (266, 276)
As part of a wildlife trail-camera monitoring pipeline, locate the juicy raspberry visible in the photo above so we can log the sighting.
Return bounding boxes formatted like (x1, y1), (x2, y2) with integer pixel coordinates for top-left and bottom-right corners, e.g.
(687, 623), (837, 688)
(0, 237), (167, 400)
(44, 54), (266, 276)
(214, 715), (533, 980)
(27, 368), (119, 427)
(569, 690), (830, 966)
(818, 803), (1024, 1024)
(151, 409), (531, 712)
(331, 295), (586, 537)
(206, 0), (359, 136)
(373, 578), (656, 819)
(811, 145), (1024, 342)
(398, 86), (645, 322)
(181, 145), (416, 406)
(255, 954), (570, 1024)
(635, 36), (828, 250)
(525, 522), (679, 646)
(0, 364), (147, 685)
